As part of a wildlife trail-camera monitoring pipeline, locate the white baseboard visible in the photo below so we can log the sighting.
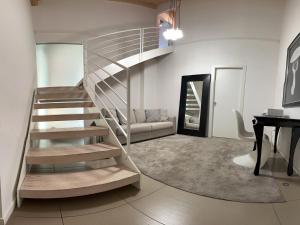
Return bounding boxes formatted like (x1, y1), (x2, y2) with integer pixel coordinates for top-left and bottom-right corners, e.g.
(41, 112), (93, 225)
(1, 200), (15, 224)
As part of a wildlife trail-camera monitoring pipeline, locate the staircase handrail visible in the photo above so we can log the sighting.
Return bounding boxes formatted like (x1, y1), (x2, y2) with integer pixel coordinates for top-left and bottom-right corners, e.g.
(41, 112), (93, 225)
(84, 26), (170, 150)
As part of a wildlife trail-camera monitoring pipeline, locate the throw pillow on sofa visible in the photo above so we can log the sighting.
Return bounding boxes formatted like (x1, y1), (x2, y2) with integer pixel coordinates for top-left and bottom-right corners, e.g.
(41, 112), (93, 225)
(117, 108), (136, 125)
(134, 109), (146, 123)
(160, 109), (169, 121)
(145, 109), (161, 122)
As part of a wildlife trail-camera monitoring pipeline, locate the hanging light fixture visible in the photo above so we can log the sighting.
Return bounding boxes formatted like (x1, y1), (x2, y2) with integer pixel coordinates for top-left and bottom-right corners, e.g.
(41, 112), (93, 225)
(163, 0), (183, 41)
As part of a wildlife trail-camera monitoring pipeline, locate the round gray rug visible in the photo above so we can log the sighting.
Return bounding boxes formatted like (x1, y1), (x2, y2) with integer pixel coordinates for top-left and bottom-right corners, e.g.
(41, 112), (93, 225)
(128, 134), (285, 203)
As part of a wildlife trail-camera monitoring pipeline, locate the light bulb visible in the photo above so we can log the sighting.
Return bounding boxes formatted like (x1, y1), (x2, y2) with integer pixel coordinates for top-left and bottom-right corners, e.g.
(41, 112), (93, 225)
(163, 28), (184, 41)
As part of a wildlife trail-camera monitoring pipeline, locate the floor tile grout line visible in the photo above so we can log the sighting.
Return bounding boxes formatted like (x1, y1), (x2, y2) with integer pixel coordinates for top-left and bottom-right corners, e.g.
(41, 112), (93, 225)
(59, 203), (65, 225)
(123, 185), (167, 204)
(127, 201), (166, 225)
(60, 202), (128, 218)
(61, 217), (65, 225)
(13, 216), (62, 219)
(61, 184), (166, 219)
(59, 184), (167, 218)
(272, 204), (283, 225)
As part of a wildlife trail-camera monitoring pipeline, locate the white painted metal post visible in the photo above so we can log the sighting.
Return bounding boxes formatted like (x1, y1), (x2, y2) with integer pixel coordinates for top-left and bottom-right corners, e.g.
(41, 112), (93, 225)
(83, 40), (88, 88)
(126, 68), (131, 152)
(139, 28), (144, 62)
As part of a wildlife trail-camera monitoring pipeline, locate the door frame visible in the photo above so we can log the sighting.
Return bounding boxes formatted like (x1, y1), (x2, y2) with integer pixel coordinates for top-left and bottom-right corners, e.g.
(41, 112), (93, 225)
(208, 65), (247, 137)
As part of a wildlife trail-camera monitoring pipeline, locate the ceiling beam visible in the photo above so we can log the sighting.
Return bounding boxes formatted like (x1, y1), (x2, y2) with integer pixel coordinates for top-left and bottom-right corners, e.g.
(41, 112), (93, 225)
(109, 0), (158, 9)
(30, 0), (39, 6)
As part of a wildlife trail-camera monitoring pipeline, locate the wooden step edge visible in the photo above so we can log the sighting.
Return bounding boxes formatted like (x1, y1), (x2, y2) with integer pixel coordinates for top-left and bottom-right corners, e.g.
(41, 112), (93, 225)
(19, 167), (140, 199)
(38, 98), (91, 103)
(36, 92), (89, 100)
(30, 127), (109, 140)
(26, 144), (121, 165)
(32, 113), (100, 122)
(34, 102), (95, 109)
(37, 86), (83, 94)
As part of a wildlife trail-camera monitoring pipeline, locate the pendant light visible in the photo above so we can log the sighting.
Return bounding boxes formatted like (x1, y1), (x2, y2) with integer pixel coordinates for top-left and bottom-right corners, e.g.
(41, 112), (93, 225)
(163, 0), (183, 41)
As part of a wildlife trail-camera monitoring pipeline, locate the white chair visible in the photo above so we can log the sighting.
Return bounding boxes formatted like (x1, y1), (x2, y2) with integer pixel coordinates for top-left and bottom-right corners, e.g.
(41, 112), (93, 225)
(232, 109), (271, 168)
(233, 109), (257, 150)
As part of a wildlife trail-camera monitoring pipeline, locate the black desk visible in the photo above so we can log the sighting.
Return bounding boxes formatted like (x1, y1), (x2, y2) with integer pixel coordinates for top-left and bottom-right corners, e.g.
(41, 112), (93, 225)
(253, 115), (300, 176)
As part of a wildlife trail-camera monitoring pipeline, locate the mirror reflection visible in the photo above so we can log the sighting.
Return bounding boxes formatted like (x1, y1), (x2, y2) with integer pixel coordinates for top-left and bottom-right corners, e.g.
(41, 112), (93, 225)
(184, 81), (203, 130)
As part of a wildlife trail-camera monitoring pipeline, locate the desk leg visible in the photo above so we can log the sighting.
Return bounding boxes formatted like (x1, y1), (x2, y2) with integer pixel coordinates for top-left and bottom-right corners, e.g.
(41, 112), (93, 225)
(253, 141), (257, 151)
(274, 127), (280, 153)
(253, 119), (264, 176)
(288, 127), (300, 176)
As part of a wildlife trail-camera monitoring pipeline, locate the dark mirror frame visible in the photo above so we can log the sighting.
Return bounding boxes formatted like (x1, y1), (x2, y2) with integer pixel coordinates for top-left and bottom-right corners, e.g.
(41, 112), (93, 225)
(177, 74), (211, 137)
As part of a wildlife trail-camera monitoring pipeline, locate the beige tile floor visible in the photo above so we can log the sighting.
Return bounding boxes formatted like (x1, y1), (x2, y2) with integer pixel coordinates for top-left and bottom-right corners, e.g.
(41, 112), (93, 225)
(8, 156), (300, 225)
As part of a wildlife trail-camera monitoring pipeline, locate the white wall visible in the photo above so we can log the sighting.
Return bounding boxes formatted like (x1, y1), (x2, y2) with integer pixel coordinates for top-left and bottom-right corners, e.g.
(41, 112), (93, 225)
(274, 0), (300, 172)
(144, 59), (161, 109)
(156, 0), (285, 132)
(0, 0), (36, 223)
(32, 0), (158, 43)
(37, 44), (83, 87)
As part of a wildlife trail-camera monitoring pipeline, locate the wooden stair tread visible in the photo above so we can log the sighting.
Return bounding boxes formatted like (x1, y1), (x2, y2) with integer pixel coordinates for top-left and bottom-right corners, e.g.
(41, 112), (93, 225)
(34, 101), (95, 109)
(19, 166), (139, 198)
(27, 143), (121, 164)
(36, 92), (89, 101)
(38, 98), (91, 103)
(32, 113), (100, 122)
(30, 127), (109, 140)
(37, 86), (84, 94)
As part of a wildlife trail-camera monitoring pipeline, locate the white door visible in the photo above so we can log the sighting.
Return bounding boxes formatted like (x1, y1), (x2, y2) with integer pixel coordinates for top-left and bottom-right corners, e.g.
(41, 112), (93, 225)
(212, 67), (245, 138)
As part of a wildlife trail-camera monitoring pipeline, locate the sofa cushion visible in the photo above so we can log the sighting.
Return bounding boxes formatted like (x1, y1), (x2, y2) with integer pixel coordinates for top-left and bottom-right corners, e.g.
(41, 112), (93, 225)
(134, 109), (146, 123)
(116, 123), (152, 135)
(117, 108), (136, 125)
(145, 109), (161, 122)
(160, 109), (169, 121)
(150, 121), (173, 131)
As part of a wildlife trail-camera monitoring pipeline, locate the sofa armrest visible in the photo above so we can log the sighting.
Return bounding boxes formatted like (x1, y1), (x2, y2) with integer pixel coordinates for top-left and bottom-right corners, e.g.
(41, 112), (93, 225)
(168, 116), (177, 133)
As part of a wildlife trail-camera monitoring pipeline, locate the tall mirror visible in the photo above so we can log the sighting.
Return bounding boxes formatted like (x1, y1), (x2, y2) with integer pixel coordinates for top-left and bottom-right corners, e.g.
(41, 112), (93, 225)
(178, 74), (211, 137)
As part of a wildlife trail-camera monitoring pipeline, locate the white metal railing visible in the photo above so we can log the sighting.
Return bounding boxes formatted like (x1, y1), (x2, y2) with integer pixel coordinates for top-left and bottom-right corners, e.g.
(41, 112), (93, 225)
(83, 27), (171, 150)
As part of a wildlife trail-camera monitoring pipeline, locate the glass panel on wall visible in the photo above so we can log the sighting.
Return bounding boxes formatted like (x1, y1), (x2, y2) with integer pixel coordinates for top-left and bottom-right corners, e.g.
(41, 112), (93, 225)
(184, 81), (203, 130)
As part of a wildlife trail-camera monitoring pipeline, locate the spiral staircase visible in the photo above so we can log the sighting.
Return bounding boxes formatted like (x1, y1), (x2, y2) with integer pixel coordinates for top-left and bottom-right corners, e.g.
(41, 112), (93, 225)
(16, 27), (174, 205)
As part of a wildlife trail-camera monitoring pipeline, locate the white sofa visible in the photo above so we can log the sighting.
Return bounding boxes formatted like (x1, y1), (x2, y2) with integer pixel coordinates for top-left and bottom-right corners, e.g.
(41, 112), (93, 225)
(102, 108), (176, 144)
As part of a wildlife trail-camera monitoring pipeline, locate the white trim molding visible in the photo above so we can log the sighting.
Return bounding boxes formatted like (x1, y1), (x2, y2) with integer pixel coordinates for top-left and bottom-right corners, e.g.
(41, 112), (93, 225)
(2, 200), (15, 225)
(1, 175), (16, 225)
(208, 65), (247, 137)
(0, 178), (2, 225)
